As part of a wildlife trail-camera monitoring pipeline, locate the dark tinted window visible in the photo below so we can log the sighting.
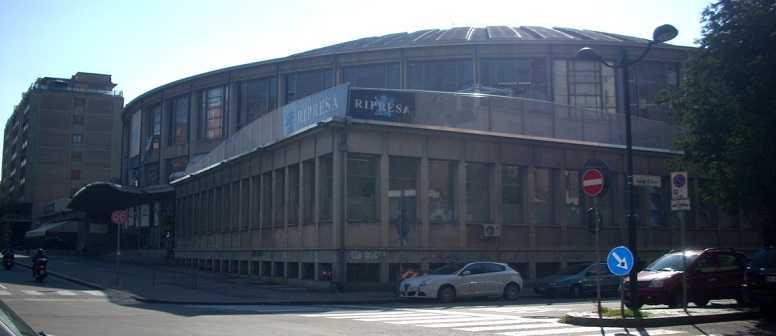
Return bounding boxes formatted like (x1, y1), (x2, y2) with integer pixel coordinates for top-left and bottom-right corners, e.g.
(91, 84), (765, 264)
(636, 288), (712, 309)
(285, 69), (334, 102)
(485, 263), (506, 273)
(463, 263), (488, 275)
(407, 59), (473, 92)
(342, 63), (400, 89)
(237, 77), (277, 128)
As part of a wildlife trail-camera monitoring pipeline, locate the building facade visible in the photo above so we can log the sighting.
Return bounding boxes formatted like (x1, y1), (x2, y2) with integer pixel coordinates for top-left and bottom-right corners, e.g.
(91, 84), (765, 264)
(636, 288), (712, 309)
(119, 26), (761, 286)
(1, 72), (123, 248)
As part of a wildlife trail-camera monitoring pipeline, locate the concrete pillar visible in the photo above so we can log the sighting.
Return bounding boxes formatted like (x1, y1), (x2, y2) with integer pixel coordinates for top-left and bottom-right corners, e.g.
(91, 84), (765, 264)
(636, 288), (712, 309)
(332, 129), (345, 284)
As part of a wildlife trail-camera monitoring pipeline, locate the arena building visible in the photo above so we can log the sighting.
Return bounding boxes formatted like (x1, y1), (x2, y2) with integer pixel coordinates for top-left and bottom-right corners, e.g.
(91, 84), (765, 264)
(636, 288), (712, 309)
(86, 26), (761, 287)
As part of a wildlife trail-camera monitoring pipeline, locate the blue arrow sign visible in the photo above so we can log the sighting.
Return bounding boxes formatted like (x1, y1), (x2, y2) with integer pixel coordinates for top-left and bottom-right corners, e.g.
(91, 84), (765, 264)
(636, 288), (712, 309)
(607, 246), (634, 276)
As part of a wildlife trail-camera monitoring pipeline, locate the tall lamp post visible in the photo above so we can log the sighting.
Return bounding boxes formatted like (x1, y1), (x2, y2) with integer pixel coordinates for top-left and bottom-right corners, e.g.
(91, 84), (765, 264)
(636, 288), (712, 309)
(576, 24), (678, 310)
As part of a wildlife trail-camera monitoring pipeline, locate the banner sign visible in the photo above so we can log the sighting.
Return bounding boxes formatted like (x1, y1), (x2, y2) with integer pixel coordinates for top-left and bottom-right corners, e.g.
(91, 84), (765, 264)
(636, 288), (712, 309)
(348, 89), (415, 123)
(282, 84), (349, 137)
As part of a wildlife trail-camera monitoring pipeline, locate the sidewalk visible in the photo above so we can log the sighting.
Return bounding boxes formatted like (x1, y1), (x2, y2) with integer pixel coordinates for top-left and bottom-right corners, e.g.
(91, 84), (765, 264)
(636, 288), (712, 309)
(16, 255), (399, 305)
(563, 303), (760, 327)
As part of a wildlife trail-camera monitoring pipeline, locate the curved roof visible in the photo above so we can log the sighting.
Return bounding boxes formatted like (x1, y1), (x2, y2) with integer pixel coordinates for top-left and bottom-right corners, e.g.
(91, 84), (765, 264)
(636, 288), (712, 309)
(125, 26), (679, 109)
(290, 26), (651, 58)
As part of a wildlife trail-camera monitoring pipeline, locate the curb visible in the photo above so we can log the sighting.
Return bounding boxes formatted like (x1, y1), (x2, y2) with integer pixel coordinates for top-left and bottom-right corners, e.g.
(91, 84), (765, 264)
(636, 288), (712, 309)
(16, 262), (106, 291)
(131, 296), (402, 306)
(563, 310), (760, 328)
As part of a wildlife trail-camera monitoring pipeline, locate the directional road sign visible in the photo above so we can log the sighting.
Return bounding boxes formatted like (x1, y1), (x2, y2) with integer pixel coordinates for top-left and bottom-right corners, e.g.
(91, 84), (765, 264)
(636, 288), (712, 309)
(582, 168), (605, 198)
(607, 246), (634, 276)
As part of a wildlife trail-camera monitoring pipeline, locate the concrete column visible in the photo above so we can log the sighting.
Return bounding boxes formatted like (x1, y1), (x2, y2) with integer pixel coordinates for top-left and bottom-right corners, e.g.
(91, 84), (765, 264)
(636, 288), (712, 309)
(332, 129), (346, 284)
(457, 160), (467, 248)
(419, 156), (430, 248)
(380, 153), (390, 247)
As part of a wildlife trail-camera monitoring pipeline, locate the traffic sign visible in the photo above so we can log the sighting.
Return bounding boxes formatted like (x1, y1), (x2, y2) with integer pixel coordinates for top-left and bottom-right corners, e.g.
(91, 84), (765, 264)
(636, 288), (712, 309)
(582, 168), (605, 197)
(633, 174), (662, 188)
(671, 172), (691, 211)
(607, 246), (634, 276)
(111, 210), (128, 225)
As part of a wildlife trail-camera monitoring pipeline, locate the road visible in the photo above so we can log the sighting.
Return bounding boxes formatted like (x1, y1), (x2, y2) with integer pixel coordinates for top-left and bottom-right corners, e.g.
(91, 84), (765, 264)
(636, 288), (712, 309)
(1, 266), (774, 336)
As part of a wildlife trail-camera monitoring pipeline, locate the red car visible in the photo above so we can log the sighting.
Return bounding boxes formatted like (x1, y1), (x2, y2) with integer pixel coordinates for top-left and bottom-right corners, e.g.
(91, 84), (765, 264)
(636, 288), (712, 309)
(624, 248), (746, 309)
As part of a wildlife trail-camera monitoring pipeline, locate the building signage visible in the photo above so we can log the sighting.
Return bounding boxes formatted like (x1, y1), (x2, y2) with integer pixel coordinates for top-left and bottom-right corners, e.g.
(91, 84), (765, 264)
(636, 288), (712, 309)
(282, 84), (349, 137)
(633, 174), (662, 188)
(348, 89), (415, 123)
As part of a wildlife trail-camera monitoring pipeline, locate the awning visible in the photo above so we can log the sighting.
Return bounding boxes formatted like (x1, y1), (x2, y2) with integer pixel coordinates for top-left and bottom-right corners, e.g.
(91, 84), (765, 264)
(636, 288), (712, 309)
(25, 221), (67, 239)
(67, 182), (174, 215)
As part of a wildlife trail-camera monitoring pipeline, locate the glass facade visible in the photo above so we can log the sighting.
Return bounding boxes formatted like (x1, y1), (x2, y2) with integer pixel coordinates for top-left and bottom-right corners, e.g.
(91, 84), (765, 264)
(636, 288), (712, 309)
(285, 69), (334, 102)
(407, 59), (473, 92)
(630, 61), (679, 120)
(201, 86), (227, 139)
(563, 170), (582, 226)
(480, 58), (547, 99)
(275, 169), (285, 226)
(389, 157), (418, 226)
(302, 160), (315, 224)
(466, 162), (491, 223)
(146, 104), (161, 153)
(168, 95), (189, 145)
(319, 155), (333, 221)
(342, 63), (400, 89)
(288, 165), (299, 225)
(237, 77), (277, 128)
(533, 168), (554, 225)
(553, 60), (616, 113)
(502, 165), (523, 225)
(347, 154), (378, 222)
(429, 160), (456, 224)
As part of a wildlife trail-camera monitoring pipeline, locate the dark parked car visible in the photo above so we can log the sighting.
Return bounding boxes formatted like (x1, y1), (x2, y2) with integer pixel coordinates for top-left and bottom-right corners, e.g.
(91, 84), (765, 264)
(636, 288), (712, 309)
(534, 263), (620, 298)
(624, 248), (746, 309)
(742, 246), (776, 311)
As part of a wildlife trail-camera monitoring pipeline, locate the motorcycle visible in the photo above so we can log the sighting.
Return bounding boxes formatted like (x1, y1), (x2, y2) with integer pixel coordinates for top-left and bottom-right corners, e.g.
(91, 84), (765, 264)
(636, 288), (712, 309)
(33, 257), (48, 282)
(2, 252), (13, 270)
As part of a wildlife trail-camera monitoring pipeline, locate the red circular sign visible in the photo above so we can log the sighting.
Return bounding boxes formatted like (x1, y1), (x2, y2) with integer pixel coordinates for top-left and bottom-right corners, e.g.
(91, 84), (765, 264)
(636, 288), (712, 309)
(582, 168), (605, 197)
(111, 210), (128, 225)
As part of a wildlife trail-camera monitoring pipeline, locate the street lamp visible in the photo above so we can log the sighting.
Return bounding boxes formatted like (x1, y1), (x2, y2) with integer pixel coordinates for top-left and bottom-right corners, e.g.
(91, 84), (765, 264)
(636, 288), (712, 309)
(576, 24), (677, 310)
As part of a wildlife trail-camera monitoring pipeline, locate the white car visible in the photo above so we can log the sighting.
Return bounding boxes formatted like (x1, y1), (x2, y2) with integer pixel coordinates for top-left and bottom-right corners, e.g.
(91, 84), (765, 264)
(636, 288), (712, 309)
(399, 262), (523, 302)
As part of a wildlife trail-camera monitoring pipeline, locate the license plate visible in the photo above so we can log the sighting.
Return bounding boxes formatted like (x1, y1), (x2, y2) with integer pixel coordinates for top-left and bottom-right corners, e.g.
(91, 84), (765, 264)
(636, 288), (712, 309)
(766, 275), (776, 283)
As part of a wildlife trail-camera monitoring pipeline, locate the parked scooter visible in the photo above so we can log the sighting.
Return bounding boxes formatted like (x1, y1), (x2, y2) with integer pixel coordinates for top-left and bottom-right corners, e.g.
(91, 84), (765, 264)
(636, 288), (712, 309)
(2, 249), (14, 270)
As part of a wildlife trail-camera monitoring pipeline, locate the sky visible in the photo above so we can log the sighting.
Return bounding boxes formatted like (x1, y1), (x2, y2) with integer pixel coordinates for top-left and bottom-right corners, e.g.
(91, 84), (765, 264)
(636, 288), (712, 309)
(0, 0), (713, 154)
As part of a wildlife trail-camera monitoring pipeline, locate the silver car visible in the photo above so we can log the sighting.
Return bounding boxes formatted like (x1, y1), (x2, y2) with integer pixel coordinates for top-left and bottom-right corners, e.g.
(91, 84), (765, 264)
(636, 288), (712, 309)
(399, 262), (524, 302)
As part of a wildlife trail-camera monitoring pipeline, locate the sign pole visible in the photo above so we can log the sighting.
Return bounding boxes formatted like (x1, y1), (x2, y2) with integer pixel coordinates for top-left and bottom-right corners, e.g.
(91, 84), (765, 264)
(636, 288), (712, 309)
(671, 172), (690, 313)
(115, 221), (121, 287)
(594, 197), (601, 319)
(679, 210), (687, 312)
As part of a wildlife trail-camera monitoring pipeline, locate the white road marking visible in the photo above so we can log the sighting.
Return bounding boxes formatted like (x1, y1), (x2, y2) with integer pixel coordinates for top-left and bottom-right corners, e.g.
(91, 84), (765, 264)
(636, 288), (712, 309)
(457, 322), (563, 332)
(387, 316), (511, 325)
(0, 290), (10, 296)
(21, 290), (43, 296)
(312, 311), (421, 319)
(0, 283), (7, 289)
(82, 290), (106, 297)
(355, 314), (448, 322)
(418, 318), (543, 328)
(497, 327), (619, 336)
(56, 290), (77, 296)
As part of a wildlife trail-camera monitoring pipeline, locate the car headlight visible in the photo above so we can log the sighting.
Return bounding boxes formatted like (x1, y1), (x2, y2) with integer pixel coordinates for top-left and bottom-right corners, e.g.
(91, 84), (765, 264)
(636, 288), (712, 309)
(649, 279), (664, 288)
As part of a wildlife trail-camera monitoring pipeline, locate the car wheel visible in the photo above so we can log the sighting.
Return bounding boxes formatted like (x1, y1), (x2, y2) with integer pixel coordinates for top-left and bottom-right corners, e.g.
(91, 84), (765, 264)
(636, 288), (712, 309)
(569, 285), (582, 298)
(503, 283), (520, 301)
(693, 299), (709, 307)
(437, 285), (456, 303)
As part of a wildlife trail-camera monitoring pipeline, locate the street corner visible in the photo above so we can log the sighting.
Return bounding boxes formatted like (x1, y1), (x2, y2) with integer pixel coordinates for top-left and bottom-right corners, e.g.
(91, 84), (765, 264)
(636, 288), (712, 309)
(561, 305), (761, 328)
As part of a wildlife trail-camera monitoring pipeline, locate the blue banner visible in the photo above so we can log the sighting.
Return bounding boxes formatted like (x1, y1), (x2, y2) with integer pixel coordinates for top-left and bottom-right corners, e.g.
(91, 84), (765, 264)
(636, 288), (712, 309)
(282, 83), (349, 137)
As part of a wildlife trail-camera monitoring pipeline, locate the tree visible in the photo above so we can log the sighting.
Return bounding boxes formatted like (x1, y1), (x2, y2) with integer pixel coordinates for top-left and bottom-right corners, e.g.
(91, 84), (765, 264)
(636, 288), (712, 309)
(667, 0), (776, 245)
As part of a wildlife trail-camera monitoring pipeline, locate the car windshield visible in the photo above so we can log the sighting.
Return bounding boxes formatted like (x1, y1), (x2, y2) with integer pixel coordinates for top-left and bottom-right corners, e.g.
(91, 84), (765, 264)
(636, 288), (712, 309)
(430, 263), (465, 275)
(559, 264), (590, 275)
(749, 249), (776, 269)
(644, 253), (699, 272)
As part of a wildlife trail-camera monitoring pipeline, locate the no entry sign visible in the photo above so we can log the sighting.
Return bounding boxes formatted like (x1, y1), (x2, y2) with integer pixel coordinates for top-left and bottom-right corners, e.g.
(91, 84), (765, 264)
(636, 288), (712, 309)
(582, 168), (605, 197)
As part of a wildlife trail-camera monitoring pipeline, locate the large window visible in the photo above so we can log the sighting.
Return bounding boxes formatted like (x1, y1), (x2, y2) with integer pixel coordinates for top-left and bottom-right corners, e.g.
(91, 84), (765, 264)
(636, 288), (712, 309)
(389, 157), (418, 227)
(302, 160), (315, 224)
(146, 104), (161, 153)
(502, 165), (523, 224)
(285, 69), (334, 103)
(319, 155), (333, 221)
(466, 163), (491, 223)
(533, 168), (555, 225)
(129, 111), (141, 156)
(237, 77), (277, 128)
(201, 86), (227, 139)
(342, 63), (400, 89)
(275, 169), (285, 226)
(553, 60), (616, 113)
(168, 95), (189, 145)
(480, 58), (547, 99)
(347, 154), (378, 222)
(288, 165), (299, 225)
(262, 173), (272, 226)
(563, 170), (582, 226)
(407, 59), (473, 92)
(630, 62), (679, 120)
(145, 163), (159, 186)
(429, 160), (456, 223)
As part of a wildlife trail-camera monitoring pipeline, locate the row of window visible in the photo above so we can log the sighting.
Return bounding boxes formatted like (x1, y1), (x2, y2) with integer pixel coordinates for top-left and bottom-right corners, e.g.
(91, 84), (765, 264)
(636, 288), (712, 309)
(178, 153), (734, 241)
(129, 58), (678, 160)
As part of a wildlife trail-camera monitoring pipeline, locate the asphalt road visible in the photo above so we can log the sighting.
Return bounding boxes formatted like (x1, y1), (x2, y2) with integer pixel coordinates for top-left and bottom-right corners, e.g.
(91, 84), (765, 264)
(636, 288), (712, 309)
(1, 266), (774, 336)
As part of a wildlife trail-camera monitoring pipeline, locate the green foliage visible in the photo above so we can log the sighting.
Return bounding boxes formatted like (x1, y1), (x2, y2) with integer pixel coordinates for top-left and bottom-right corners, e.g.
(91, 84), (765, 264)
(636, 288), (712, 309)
(599, 306), (649, 319)
(666, 0), (776, 243)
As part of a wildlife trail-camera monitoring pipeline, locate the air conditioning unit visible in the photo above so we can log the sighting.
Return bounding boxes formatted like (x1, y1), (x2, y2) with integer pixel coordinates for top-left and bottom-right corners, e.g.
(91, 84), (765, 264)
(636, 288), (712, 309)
(481, 224), (501, 238)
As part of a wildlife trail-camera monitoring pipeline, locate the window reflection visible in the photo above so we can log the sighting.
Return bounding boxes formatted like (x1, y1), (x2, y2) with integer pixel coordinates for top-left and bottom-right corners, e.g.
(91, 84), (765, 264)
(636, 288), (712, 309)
(429, 160), (456, 224)
(342, 63), (400, 89)
(407, 59), (473, 92)
(285, 69), (334, 102)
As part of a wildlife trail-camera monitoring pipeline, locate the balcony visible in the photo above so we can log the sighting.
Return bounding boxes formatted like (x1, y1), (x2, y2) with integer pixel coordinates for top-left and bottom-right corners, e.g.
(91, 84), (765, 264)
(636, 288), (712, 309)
(31, 83), (123, 97)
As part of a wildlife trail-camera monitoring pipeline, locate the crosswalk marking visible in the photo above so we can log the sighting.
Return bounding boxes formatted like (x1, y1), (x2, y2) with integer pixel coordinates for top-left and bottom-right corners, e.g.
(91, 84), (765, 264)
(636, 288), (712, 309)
(0, 290), (10, 296)
(56, 290), (77, 296)
(355, 314), (449, 322)
(497, 327), (620, 336)
(21, 290), (43, 296)
(311, 311), (420, 318)
(82, 290), (106, 297)
(457, 322), (563, 332)
(418, 318), (541, 328)
(386, 316), (512, 325)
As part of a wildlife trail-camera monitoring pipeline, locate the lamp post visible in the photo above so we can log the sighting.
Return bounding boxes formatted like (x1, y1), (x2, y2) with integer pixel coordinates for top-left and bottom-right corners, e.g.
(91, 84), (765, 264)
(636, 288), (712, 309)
(576, 24), (678, 310)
